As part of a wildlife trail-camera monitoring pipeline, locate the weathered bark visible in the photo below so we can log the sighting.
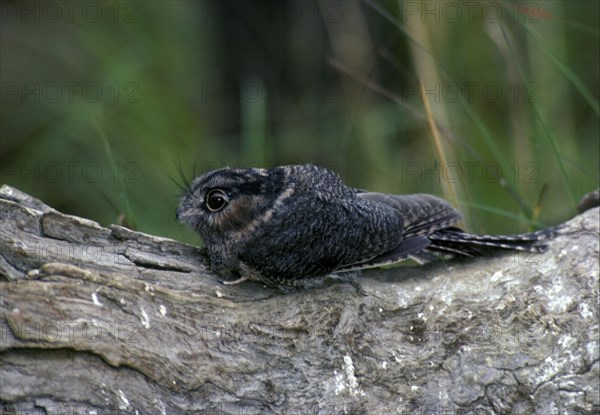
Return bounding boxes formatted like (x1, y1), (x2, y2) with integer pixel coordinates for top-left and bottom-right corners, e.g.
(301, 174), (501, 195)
(0, 184), (598, 415)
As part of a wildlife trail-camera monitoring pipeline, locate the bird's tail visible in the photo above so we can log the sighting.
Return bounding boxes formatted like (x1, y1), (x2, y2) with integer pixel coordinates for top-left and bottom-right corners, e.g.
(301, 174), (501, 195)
(424, 225), (560, 257)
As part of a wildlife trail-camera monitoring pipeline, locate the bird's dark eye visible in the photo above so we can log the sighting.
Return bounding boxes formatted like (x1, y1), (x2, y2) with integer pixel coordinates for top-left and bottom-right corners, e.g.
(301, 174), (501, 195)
(206, 189), (229, 212)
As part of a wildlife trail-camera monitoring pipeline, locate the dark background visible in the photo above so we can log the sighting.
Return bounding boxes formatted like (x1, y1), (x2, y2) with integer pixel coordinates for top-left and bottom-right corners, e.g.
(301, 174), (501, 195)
(1, 0), (598, 244)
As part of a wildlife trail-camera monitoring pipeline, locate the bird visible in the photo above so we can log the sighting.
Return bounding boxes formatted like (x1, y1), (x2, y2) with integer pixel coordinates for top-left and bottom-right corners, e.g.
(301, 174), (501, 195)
(176, 164), (557, 287)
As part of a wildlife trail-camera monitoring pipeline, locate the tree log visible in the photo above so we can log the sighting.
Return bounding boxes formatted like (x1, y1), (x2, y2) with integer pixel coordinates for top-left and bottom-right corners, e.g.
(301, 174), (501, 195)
(1, 184), (598, 414)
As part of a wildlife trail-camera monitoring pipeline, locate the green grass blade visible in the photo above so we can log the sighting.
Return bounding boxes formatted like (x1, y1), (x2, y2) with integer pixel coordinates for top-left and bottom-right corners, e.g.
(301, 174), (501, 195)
(94, 120), (136, 228)
(498, 22), (578, 211)
(460, 201), (547, 229)
(499, 3), (600, 115)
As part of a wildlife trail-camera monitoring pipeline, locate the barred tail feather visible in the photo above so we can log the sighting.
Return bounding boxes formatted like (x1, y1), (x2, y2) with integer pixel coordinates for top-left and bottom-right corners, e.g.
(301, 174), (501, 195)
(426, 225), (560, 257)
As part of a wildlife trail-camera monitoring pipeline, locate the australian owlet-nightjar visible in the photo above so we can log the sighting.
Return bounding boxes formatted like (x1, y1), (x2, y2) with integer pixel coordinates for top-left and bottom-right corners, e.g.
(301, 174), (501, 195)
(176, 164), (556, 286)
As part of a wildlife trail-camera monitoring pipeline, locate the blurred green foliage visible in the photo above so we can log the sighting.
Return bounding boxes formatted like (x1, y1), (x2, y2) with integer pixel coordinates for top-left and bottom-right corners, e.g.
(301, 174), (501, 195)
(1, 0), (598, 245)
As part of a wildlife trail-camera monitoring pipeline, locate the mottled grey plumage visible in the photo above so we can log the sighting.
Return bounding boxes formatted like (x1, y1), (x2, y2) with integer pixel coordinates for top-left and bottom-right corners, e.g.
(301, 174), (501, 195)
(176, 164), (556, 286)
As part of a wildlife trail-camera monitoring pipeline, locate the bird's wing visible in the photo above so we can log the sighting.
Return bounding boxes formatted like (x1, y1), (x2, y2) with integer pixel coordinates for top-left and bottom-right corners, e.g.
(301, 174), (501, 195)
(331, 193), (463, 272)
(333, 234), (431, 272)
(239, 192), (462, 280)
(356, 192), (463, 237)
(238, 193), (408, 279)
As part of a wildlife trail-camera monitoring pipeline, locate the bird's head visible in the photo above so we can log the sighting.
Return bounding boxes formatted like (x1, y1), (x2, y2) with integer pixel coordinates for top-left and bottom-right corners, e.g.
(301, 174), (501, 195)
(176, 166), (288, 237)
